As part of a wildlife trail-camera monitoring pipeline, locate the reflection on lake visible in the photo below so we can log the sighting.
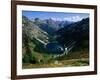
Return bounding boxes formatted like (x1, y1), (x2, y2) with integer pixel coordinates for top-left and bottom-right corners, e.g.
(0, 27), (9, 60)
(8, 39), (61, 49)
(46, 42), (65, 54)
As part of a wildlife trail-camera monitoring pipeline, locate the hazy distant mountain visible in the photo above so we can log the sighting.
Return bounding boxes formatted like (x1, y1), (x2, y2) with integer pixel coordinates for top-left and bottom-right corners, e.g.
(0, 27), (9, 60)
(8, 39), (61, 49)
(33, 18), (72, 35)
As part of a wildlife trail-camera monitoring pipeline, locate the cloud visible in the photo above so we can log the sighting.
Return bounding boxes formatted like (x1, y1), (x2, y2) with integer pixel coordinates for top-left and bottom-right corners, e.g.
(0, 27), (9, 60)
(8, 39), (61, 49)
(64, 16), (82, 22)
(50, 16), (84, 22)
(51, 17), (62, 21)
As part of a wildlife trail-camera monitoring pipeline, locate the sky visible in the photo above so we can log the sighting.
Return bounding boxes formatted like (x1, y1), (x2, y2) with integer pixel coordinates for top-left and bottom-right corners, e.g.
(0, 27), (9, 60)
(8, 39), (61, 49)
(22, 11), (89, 22)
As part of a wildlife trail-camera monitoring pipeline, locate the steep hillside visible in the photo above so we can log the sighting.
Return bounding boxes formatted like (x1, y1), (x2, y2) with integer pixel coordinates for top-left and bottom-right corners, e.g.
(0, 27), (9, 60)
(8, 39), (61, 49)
(56, 18), (89, 49)
(55, 18), (89, 61)
(22, 16), (49, 43)
(22, 16), (50, 63)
